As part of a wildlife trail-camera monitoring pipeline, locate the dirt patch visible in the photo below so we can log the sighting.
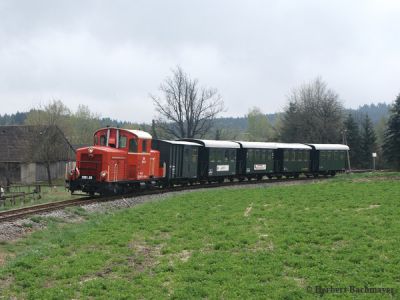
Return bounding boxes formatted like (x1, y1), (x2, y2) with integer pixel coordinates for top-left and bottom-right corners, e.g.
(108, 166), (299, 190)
(176, 250), (192, 263)
(356, 204), (380, 212)
(244, 203), (253, 217)
(128, 239), (163, 272)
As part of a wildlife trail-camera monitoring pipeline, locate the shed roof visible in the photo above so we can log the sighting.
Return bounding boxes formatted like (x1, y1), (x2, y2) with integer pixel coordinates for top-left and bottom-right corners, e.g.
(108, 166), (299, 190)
(180, 139), (240, 148)
(236, 141), (279, 149)
(307, 144), (350, 150)
(0, 125), (73, 163)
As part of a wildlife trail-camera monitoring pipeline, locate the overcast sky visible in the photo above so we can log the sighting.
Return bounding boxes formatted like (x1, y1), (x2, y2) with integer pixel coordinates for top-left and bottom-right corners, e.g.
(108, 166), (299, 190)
(0, 0), (399, 122)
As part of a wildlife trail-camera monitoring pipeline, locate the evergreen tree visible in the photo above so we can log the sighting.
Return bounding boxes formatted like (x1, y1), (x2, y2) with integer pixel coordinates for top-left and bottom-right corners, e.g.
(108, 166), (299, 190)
(343, 113), (361, 168)
(383, 94), (400, 170)
(360, 114), (377, 169)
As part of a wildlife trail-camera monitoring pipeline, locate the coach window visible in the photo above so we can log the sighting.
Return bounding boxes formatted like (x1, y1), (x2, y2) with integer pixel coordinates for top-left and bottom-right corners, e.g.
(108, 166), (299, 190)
(129, 139), (138, 153)
(192, 148), (198, 163)
(119, 136), (127, 148)
(224, 150), (229, 162)
(340, 151), (345, 160)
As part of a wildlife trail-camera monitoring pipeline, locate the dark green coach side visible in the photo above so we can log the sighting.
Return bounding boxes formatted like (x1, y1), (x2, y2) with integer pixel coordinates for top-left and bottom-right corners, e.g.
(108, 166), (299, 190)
(152, 140), (200, 184)
(307, 144), (349, 176)
(180, 139), (240, 182)
(275, 143), (312, 178)
(236, 141), (278, 180)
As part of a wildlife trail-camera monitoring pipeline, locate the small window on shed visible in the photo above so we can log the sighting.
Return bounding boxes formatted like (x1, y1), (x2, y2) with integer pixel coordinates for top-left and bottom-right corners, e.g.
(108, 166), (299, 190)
(119, 136), (127, 148)
(284, 150), (289, 161)
(129, 139), (138, 153)
(100, 135), (107, 146)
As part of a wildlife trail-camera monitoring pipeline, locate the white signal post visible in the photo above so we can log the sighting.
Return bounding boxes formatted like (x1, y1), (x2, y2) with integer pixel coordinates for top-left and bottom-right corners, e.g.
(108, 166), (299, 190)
(372, 152), (377, 170)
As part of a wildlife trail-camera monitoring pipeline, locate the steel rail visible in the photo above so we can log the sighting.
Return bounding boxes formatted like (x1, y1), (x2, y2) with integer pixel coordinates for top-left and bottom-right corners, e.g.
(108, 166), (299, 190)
(0, 174), (341, 223)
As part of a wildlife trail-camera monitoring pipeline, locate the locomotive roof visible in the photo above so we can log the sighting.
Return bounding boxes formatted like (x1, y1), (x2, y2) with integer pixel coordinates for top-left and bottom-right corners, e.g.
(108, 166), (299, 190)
(95, 127), (152, 139)
(307, 144), (350, 150)
(236, 141), (279, 149)
(275, 143), (312, 150)
(180, 139), (240, 148)
(125, 129), (152, 139)
(159, 140), (200, 146)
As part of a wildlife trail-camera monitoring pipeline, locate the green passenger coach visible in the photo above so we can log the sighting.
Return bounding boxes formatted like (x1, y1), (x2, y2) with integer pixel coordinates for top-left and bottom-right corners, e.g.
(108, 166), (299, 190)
(179, 139), (240, 182)
(236, 142), (278, 180)
(275, 143), (312, 178)
(307, 144), (349, 176)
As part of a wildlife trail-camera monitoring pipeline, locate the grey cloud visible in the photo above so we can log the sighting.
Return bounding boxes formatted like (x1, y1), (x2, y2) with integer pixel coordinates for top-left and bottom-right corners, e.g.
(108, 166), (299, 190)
(0, 0), (400, 122)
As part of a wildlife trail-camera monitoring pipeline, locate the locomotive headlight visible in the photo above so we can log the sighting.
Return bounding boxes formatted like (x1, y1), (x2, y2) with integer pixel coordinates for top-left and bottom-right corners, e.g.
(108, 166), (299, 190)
(100, 170), (107, 181)
(88, 147), (94, 154)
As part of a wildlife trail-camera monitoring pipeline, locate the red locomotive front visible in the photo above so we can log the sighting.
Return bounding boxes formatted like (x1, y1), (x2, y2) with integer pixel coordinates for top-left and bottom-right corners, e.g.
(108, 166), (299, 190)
(67, 127), (163, 195)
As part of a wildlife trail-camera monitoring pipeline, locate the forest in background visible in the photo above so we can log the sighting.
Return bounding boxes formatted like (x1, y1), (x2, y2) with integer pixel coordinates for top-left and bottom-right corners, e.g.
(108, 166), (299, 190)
(0, 100), (394, 170)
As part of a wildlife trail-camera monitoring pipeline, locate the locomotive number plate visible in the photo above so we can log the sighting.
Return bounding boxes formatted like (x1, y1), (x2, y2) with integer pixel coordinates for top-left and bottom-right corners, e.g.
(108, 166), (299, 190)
(82, 176), (93, 179)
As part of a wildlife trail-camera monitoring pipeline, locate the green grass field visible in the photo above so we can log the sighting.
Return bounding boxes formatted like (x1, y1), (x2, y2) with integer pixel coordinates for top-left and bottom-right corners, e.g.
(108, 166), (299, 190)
(0, 173), (399, 299)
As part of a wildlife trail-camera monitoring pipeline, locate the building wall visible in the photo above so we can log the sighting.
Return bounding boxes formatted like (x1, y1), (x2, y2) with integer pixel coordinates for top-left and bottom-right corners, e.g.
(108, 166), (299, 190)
(0, 162), (21, 186)
(35, 161), (67, 183)
(21, 163), (36, 183)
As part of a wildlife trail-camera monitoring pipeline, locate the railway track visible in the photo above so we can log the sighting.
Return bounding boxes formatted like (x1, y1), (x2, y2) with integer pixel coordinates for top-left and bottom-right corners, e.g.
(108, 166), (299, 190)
(0, 175), (334, 222)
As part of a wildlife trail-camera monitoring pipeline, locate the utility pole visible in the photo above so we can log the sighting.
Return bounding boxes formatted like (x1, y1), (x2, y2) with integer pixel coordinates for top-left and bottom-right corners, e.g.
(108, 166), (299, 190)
(342, 129), (351, 172)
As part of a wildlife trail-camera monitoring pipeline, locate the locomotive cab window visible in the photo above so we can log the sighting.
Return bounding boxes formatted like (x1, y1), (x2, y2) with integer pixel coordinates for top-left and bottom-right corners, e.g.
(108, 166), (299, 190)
(129, 139), (138, 153)
(100, 135), (107, 146)
(142, 140), (147, 153)
(119, 136), (127, 148)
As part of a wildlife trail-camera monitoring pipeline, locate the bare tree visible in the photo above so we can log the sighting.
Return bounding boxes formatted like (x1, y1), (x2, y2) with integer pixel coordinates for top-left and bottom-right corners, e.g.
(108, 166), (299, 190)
(280, 78), (344, 143)
(25, 100), (74, 185)
(151, 66), (224, 138)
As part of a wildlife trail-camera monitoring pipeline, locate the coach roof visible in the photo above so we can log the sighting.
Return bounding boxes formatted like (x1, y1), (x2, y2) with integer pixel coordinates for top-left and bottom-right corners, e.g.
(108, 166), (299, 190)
(180, 139), (240, 148)
(160, 140), (200, 146)
(307, 144), (350, 151)
(236, 141), (279, 149)
(275, 143), (312, 150)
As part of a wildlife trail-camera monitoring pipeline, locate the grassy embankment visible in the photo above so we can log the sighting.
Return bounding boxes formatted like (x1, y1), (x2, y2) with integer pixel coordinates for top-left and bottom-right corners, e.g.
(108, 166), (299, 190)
(0, 172), (399, 299)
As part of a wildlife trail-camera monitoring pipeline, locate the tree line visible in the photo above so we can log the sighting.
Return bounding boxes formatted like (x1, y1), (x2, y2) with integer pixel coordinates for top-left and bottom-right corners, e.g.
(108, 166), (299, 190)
(152, 67), (400, 170)
(1, 66), (399, 170)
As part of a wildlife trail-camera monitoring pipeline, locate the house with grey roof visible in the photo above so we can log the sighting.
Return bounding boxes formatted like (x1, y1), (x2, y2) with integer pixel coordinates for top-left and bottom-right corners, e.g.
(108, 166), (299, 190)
(0, 125), (75, 185)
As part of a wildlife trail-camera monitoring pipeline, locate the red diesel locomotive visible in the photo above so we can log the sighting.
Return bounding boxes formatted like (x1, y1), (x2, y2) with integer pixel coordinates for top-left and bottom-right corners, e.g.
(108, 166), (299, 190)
(67, 127), (163, 195)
